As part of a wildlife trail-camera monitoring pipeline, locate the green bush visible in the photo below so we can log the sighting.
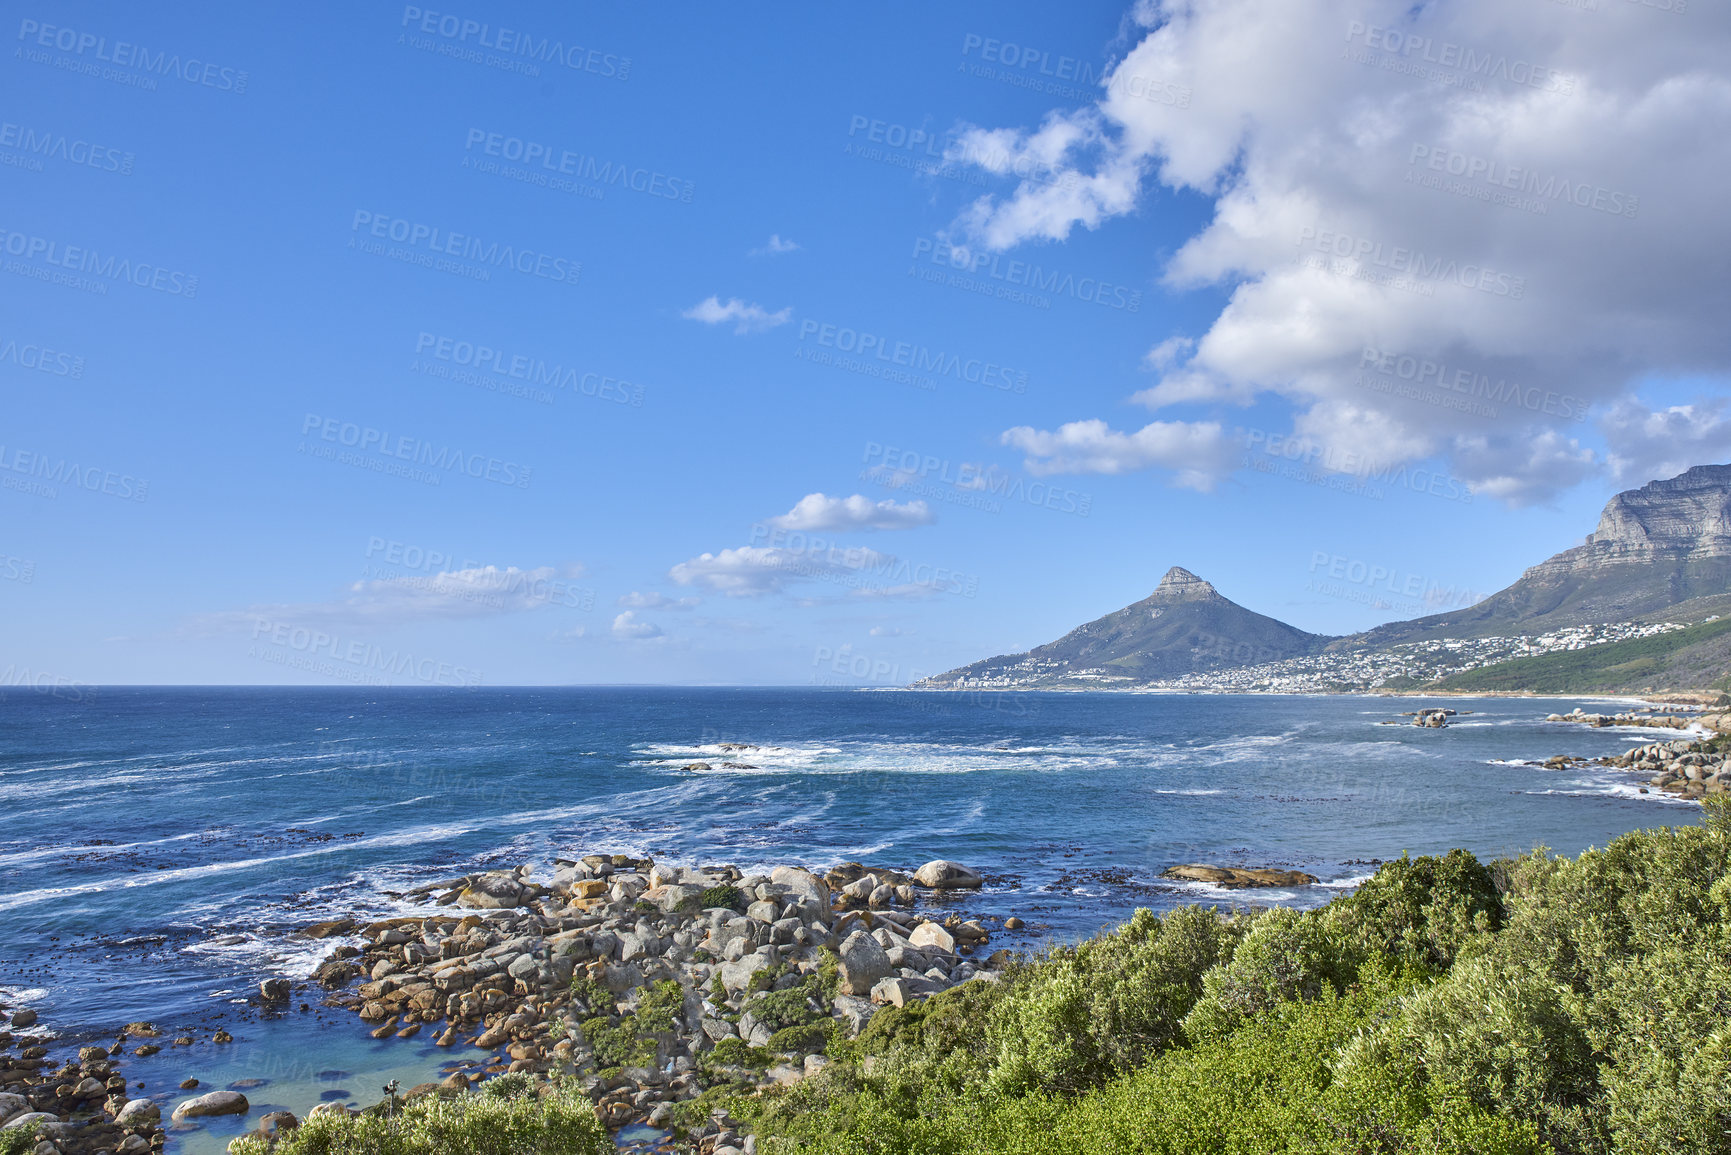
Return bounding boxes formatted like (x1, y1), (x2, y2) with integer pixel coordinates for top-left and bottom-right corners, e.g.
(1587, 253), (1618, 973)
(1323, 848), (1503, 968)
(700, 884), (746, 911)
(226, 1081), (610, 1155)
(1181, 905), (1353, 1044)
(720, 813), (1731, 1155)
(745, 974), (826, 1034)
(985, 904), (1239, 1095)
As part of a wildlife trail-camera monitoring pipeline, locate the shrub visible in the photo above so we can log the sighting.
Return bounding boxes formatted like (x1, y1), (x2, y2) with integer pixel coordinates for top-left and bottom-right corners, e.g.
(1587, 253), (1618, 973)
(985, 904), (1239, 1095)
(700, 885), (746, 912)
(706, 1037), (772, 1069)
(1324, 848), (1502, 969)
(1181, 906), (1353, 1044)
(713, 818), (1731, 1155)
(226, 1080), (611, 1155)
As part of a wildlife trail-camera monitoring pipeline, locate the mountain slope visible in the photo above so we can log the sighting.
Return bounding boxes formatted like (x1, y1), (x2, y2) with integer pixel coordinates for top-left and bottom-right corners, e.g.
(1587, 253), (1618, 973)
(1343, 464), (1731, 648)
(1431, 615), (1731, 694)
(918, 567), (1331, 688)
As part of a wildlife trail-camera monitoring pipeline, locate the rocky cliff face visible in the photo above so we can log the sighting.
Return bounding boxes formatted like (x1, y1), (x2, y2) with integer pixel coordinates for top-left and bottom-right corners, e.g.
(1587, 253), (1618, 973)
(1349, 464), (1731, 646)
(1526, 464), (1731, 576)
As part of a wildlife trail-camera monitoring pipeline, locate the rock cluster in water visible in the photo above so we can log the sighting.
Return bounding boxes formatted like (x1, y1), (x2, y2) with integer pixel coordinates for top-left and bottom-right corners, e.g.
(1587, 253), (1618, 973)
(302, 854), (1004, 1131)
(0, 1008), (163, 1155)
(1548, 709), (1730, 798)
(1159, 865), (1319, 888)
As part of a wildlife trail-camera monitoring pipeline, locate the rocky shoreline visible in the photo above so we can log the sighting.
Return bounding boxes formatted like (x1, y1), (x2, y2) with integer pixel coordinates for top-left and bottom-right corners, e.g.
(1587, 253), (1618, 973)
(12, 701), (1724, 1153)
(0, 1007), (167, 1155)
(289, 855), (1011, 1146)
(1548, 707), (1730, 798)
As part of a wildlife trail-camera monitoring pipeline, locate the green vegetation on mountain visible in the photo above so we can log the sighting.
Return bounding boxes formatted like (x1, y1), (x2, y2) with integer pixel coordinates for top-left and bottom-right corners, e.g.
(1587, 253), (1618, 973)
(1432, 615), (1731, 694)
(711, 808), (1731, 1154)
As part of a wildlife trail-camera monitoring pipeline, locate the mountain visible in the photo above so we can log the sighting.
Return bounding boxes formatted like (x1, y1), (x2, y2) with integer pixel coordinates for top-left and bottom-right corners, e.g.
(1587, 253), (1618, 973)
(1344, 464), (1731, 649)
(916, 567), (1330, 688)
(1431, 616), (1731, 695)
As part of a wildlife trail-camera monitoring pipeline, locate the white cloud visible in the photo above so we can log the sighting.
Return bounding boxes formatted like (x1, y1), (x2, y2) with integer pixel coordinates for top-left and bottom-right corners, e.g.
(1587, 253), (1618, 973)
(751, 234), (800, 256)
(849, 583), (944, 601)
(1601, 398), (1731, 484)
(869, 626), (908, 637)
(668, 545), (896, 598)
(191, 565), (588, 633)
(946, 0), (1731, 503)
(1001, 418), (1233, 489)
(682, 296), (792, 334)
(617, 591), (701, 610)
(611, 611), (664, 640)
(768, 493), (935, 532)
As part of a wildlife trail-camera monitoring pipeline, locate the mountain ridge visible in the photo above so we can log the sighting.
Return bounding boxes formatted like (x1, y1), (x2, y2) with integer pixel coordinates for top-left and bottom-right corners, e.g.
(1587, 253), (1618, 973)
(916, 566), (1330, 688)
(918, 464), (1731, 693)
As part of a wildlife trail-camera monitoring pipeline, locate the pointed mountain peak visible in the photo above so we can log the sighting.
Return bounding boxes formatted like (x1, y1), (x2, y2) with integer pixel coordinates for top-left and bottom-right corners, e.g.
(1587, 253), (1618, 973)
(1152, 566), (1217, 599)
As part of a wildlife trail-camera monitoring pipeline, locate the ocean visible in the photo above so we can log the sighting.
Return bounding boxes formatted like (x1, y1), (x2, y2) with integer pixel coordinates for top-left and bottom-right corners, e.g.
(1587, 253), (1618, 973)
(0, 686), (1699, 1150)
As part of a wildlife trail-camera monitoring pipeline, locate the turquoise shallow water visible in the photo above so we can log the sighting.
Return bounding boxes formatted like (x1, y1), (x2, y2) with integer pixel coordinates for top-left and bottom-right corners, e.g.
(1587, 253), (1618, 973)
(0, 686), (1698, 1150)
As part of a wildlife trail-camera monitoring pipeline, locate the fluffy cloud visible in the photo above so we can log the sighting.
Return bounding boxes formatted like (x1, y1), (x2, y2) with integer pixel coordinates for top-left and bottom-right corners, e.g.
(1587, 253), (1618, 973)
(611, 611), (665, 640)
(768, 493), (935, 531)
(193, 565), (589, 632)
(951, 0), (1731, 503)
(617, 591), (701, 610)
(1001, 418), (1233, 489)
(682, 296), (792, 334)
(751, 234), (800, 255)
(1601, 398), (1731, 484)
(669, 545), (893, 597)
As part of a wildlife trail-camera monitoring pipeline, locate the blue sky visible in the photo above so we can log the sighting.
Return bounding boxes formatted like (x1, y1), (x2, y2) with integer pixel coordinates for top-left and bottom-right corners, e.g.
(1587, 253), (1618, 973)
(4, 1), (1726, 687)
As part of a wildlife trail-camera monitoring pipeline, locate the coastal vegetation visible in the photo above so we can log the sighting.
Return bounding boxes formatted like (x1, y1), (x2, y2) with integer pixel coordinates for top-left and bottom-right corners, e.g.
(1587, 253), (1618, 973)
(698, 805), (1731, 1154)
(224, 1077), (611, 1155)
(1433, 614), (1731, 694)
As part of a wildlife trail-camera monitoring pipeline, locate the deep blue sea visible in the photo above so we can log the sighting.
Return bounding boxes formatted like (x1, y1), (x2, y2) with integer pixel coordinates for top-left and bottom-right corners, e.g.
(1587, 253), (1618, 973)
(0, 687), (1701, 1150)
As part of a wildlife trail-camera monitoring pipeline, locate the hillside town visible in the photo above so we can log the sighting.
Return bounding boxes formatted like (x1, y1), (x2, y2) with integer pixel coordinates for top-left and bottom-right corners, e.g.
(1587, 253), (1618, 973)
(929, 620), (1695, 694)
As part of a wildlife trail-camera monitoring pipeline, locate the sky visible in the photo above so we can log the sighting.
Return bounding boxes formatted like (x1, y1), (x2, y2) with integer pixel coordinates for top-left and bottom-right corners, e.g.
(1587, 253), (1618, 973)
(4, 0), (1730, 688)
